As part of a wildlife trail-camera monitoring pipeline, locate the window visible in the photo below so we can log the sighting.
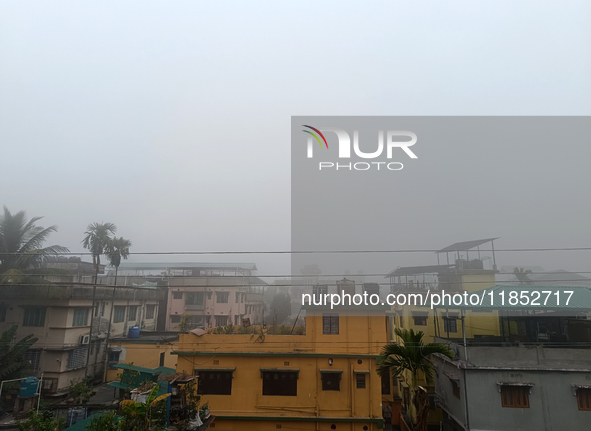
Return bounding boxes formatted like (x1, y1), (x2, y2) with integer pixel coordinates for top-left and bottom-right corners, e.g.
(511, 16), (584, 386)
(198, 371), (233, 395)
(67, 347), (88, 369)
(0, 307), (6, 322)
(235, 292), (240, 303)
(381, 368), (391, 395)
(234, 315), (240, 325)
(399, 315), (404, 328)
(127, 306), (137, 321)
(356, 373), (366, 389)
(159, 352), (165, 367)
(172, 292), (183, 300)
(170, 315), (181, 324)
(94, 301), (100, 317)
(100, 302), (106, 317)
(185, 292), (204, 308)
(145, 305), (156, 319)
(186, 315), (204, 328)
(113, 306), (126, 323)
(322, 313), (339, 335)
(262, 371), (298, 396)
(241, 293), (244, 303)
(108, 351), (120, 364)
(413, 315), (428, 326)
(24, 349), (42, 371)
(216, 292), (229, 303)
(215, 316), (228, 327)
(23, 308), (46, 327)
(313, 284), (328, 302)
(444, 318), (457, 333)
(501, 386), (530, 408)
(321, 372), (341, 391)
(451, 380), (460, 399)
(72, 308), (89, 327)
(577, 388), (591, 411)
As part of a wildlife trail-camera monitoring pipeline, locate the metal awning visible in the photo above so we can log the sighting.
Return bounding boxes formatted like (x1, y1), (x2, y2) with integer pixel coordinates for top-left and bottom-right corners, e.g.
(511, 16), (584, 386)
(437, 238), (500, 253)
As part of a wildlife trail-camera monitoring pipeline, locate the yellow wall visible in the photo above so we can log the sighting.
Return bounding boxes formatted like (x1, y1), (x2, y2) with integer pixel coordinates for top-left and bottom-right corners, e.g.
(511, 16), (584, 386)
(175, 310), (388, 430)
(106, 341), (177, 382)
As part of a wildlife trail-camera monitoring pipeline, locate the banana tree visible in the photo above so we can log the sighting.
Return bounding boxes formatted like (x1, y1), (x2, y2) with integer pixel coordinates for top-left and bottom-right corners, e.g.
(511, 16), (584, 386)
(120, 385), (171, 430)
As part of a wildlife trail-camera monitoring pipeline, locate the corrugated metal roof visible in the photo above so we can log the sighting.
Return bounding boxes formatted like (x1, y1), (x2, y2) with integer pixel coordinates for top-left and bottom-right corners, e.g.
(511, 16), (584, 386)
(428, 285), (591, 311)
(437, 237), (500, 253)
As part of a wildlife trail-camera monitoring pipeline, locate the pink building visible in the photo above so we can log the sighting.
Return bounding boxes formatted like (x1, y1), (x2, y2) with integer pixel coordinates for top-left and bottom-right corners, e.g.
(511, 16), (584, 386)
(116, 263), (266, 330)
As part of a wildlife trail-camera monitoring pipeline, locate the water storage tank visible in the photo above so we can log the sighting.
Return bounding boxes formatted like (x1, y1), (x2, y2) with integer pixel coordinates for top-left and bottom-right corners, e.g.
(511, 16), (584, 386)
(19, 377), (39, 398)
(128, 326), (140, 338)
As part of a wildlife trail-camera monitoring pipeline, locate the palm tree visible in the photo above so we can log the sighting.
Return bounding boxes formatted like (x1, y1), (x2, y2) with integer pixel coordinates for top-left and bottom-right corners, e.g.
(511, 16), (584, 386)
(377, 328), (454, 431)
(102, 236), (132, 381)
(82, 222), (117, 274)
(81, 222), (116, 378)
(0, 206), (68, 283)
(0, 325), (38, 381)
(513, 267), (532, 285)
(105, 236), (132, 286)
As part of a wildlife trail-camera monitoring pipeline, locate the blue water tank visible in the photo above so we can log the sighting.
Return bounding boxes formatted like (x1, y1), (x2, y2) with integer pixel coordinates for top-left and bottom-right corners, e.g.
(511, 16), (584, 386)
(19, 377), (39, 398)
(128, 326), (140, 338)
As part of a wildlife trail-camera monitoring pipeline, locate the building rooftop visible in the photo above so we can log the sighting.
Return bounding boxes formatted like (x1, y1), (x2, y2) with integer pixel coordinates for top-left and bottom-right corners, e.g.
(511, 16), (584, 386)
(436, 237), (500, 253)
(118, 262), (258, 270)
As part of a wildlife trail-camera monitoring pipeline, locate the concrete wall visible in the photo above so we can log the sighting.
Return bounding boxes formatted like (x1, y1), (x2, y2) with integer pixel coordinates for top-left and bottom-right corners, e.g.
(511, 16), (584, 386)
(165, 276), (265, 330)
(434, 346), (591, 431)
(465, 369), (591, 431)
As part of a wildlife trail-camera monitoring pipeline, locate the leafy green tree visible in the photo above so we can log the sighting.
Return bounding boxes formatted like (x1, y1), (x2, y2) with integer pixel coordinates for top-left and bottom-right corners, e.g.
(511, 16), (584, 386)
(120, 385), (171, 431)
(86, 411), (119, 431)
(16, 410), (65, 431)
(0, 325), (38, 381)
(377, 328), (454, 431)
(0, 206), (68, 283)
(269, 292), (291, 325)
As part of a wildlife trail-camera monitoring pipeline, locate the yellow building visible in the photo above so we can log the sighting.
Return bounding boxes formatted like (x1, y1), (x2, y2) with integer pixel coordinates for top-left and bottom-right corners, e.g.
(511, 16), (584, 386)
(105, 333), (178, 382)
(174, 304), (391, 431)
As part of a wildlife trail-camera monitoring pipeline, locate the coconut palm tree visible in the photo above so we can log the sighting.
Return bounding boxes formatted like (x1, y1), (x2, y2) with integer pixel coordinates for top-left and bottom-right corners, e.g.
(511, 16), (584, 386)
(105, 236), (132, 286)
(0, 206), (68, 283)
(377, 328), (454, 431)
(513, 267), (532, 285)
(81, 222), (117, 274)
(81, 222), (116, 378)
(102, 236), (132, 379)
(0, 325), (38, 381)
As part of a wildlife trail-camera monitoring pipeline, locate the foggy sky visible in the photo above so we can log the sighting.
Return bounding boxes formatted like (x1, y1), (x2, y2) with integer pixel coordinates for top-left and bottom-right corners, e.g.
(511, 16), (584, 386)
(1, 1), (590, 280)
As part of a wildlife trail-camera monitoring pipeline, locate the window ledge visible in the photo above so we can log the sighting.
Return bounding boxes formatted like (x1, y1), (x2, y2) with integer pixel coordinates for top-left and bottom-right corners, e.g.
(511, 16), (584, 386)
(497, 382), (534, 394)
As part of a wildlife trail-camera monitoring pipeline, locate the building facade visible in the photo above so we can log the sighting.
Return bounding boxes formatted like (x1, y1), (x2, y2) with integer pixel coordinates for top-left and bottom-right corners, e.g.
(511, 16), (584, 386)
(174, 305), (391, 430)
(0, 258), (165, 395)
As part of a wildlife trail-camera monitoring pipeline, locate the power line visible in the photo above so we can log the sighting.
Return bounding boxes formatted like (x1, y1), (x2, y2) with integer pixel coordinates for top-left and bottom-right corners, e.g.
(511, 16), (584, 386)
(1, 246), (591, 256)
(6, 270), (591, 278)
